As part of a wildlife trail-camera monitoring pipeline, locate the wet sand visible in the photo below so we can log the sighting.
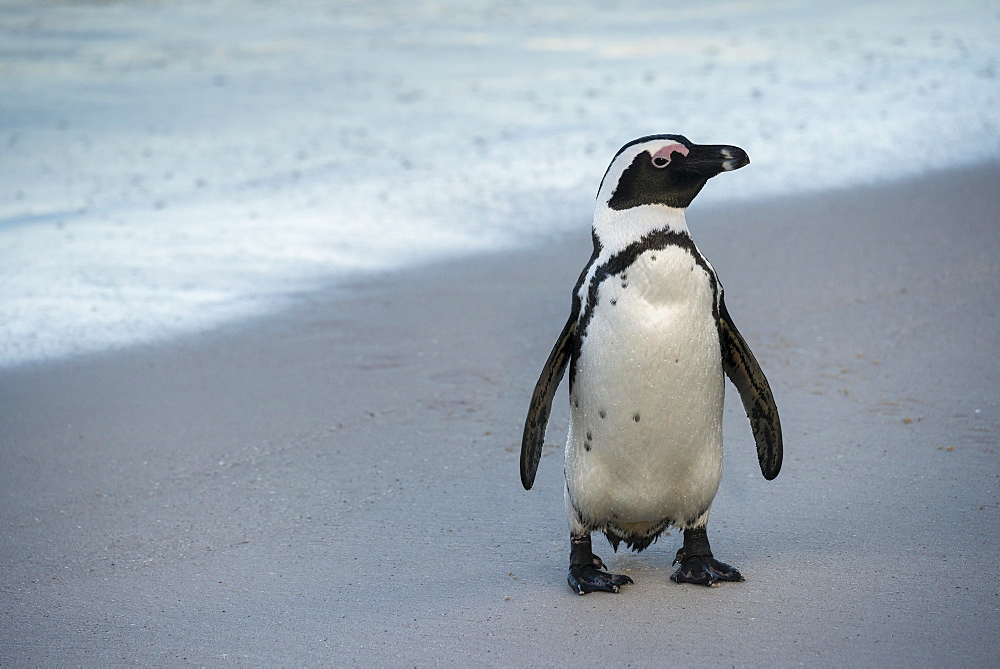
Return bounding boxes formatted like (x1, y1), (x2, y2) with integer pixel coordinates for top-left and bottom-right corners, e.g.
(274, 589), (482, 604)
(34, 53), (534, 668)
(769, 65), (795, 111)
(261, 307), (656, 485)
(2, 164), (998, 665)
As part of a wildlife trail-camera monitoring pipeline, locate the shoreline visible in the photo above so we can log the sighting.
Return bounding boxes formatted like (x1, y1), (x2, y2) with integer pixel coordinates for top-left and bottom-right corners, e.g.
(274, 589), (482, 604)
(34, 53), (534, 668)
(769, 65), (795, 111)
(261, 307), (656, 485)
(2, 163), (998, 664)
(4, 157), (997, 376)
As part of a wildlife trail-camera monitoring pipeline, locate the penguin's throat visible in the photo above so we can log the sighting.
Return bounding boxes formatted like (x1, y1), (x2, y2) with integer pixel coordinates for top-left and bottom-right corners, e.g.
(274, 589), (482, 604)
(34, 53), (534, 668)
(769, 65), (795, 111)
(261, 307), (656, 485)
(592, 204), (689, 252)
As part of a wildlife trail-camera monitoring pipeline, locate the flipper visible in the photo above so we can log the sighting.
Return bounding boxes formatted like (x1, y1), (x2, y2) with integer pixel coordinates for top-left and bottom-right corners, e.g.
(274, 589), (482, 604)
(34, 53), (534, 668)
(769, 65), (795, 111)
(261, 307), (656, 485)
(520, 314), (575, 490)
(717, 294), (783, 480)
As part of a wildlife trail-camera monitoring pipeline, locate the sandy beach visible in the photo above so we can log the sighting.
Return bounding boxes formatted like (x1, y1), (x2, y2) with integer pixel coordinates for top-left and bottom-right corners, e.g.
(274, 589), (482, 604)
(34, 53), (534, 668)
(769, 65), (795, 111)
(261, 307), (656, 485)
(2, 163), (998, 665)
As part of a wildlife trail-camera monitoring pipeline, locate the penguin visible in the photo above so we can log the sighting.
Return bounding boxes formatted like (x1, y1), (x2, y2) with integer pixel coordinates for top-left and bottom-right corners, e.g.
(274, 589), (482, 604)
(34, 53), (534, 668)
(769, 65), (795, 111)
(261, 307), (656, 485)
(521, 134), (782, 594)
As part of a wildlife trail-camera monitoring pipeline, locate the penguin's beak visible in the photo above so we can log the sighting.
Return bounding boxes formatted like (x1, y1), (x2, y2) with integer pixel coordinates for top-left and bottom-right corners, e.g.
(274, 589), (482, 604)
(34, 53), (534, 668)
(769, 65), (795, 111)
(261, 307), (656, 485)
(685, 144), (750, 177)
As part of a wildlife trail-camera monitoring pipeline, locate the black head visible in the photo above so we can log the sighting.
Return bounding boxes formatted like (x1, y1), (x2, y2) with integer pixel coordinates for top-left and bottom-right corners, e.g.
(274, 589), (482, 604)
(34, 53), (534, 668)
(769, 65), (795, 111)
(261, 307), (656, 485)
(597, 134), (749, 211)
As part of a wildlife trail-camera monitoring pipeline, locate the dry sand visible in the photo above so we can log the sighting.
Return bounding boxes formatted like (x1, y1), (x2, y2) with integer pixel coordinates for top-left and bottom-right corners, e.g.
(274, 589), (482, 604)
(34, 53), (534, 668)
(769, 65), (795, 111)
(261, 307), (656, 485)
(2, 164), (998, 665)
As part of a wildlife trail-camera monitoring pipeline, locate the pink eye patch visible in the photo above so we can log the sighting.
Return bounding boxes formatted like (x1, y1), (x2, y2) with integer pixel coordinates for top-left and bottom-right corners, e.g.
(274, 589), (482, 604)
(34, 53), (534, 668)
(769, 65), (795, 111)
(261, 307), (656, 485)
(651, 143), (689, 167)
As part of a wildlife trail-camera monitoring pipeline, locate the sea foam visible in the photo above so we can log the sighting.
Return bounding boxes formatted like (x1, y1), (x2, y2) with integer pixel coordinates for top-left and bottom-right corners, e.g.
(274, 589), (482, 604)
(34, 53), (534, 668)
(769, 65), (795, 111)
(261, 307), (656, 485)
(1, 0), (998, 367)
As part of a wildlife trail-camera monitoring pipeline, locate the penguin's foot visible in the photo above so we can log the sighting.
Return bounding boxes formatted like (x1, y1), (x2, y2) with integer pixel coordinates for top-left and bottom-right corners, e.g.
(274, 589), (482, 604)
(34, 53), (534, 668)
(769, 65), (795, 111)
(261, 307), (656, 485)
(568, 564), (634, 595)
(670, 554), (744, 586)
(670, 526), (744, 586)
(567, 532), (633, 594)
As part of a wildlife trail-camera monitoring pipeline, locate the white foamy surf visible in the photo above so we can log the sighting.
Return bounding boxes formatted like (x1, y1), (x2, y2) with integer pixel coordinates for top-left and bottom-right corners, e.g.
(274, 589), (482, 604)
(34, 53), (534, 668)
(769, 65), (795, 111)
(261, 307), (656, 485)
(1, 0), (998, 367)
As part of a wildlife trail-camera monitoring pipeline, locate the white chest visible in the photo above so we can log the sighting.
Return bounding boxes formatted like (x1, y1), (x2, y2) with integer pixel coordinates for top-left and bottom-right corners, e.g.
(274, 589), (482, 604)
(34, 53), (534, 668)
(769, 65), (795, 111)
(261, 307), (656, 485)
(576, 244), (720, 370)
(566, 243), (726, 528)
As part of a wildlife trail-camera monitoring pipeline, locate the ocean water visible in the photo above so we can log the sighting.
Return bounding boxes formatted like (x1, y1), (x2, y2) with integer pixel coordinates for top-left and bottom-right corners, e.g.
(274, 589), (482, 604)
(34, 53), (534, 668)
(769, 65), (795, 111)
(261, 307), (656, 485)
(1, 0), (998, 368)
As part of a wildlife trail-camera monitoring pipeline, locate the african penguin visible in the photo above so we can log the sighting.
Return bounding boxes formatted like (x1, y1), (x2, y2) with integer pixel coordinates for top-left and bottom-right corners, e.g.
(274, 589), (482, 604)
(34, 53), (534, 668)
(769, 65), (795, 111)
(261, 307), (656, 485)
(521, 135), (782, 594)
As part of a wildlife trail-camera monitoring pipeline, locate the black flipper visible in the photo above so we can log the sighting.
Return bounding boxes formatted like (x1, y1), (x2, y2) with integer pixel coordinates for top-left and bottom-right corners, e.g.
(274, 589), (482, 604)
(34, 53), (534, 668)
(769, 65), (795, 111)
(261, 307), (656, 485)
(717, 294), (783, 480)
(520, 314), (575, 490)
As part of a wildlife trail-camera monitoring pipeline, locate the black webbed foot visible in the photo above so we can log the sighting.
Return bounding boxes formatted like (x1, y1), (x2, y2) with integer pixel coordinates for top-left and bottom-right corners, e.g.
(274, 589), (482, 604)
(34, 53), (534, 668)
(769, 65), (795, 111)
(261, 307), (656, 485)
(669, 526), (745, 587)
(670, 554), (743, 586)
(569, 564), (634, 595)
(568, 532), (633, 595)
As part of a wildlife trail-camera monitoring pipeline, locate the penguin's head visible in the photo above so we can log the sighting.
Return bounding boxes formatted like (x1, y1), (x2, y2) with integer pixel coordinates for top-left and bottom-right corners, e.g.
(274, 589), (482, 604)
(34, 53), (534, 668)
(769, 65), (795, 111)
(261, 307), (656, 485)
(596, 135), (749, 212)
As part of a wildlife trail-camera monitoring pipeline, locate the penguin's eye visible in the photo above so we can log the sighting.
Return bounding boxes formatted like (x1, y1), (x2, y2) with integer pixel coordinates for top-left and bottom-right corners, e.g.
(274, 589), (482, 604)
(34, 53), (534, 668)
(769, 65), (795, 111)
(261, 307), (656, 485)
(650, 143), (688, 169)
